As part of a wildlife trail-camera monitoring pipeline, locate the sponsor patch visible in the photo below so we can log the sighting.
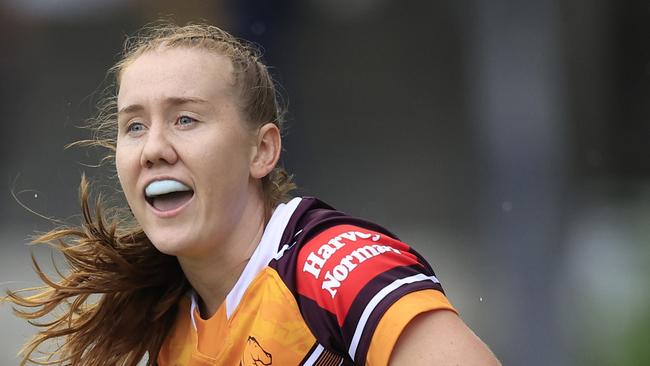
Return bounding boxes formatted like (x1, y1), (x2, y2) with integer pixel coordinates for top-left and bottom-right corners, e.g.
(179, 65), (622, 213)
(297, 225), (420, 324)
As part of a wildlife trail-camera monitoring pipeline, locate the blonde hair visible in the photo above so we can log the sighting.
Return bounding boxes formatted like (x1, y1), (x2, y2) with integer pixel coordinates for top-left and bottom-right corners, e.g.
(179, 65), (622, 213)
(4, 22), (295, 365)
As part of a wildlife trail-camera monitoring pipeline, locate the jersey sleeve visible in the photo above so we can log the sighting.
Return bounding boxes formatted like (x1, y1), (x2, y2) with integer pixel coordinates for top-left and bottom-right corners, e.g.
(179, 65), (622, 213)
(295, 224), (456, 364)
(366, 289), (456, 365)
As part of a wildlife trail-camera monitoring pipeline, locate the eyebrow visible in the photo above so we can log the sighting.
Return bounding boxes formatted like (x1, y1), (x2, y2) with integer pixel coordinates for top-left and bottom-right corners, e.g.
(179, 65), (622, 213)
(117, 97), (211, 116)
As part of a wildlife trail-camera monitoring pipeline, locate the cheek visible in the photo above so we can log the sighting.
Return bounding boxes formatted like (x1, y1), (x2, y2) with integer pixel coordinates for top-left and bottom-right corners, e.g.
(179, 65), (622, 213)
(198, 133), (253, 174)
(115, 145), (137, 194)
(115, 148), (126, 178)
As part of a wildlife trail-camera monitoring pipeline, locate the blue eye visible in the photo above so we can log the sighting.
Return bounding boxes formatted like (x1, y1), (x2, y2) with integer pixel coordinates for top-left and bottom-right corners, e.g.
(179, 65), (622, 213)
(178, 116), (196, 126)
(127, 122), (145, 133)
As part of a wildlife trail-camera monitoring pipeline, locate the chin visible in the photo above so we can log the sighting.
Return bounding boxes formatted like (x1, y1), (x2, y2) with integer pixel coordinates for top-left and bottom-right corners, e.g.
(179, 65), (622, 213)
(145, 230), (192, 257)
(151, 242), (183, 256)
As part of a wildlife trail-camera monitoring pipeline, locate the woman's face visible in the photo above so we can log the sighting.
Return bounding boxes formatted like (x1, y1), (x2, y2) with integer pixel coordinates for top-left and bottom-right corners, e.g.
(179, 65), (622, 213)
(115, 47), (257, 257)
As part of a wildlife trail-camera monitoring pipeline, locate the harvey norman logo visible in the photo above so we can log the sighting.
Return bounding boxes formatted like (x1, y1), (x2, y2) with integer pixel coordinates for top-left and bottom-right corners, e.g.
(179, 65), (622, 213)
(302, 230), (401, 298)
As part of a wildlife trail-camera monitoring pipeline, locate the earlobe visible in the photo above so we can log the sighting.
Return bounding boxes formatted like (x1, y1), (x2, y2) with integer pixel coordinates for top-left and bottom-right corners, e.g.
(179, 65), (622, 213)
(250, 123), (281, 179)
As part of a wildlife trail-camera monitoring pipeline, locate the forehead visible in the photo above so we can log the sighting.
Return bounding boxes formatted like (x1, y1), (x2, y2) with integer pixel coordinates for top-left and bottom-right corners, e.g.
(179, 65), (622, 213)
(117, 47), (235, 108)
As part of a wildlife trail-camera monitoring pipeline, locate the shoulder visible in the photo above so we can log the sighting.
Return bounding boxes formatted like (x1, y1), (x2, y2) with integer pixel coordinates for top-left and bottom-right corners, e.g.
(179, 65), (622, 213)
(272, 198), (455, 364)
(296, 223), (435, 303)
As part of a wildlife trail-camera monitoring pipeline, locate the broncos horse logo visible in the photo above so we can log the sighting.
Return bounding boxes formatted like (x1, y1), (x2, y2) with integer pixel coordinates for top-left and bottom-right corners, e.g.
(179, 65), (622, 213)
(240, 336), (272, 366)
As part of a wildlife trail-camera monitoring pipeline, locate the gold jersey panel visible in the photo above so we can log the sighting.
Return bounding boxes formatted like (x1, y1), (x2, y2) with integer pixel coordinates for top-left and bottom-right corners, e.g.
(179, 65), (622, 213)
(158, 267), (316, 366)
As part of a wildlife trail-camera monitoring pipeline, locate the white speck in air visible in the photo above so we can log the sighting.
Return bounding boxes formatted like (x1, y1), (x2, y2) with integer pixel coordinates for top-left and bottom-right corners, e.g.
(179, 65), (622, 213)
(479, 297), (483, 302)
(34, 193), (38, 199)
(501, 201), (512, 212)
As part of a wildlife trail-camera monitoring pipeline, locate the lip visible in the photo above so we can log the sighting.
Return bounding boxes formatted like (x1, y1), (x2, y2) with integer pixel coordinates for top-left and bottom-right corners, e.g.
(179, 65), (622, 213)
(142, 176), (195, 218)
(148, 192), (195, 218)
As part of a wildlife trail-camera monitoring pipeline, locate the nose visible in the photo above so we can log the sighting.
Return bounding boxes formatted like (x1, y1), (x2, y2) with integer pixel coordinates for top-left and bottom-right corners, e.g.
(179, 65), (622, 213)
(140, 123), (178, 168)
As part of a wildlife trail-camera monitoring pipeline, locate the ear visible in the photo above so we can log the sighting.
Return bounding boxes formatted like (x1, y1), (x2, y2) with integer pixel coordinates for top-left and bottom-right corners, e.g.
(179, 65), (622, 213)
(250, 123), (281, 179)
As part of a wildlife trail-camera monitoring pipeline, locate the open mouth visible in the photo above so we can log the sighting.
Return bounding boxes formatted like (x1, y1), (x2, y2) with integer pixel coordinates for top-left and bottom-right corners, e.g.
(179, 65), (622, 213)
(145, 179), (194, 212)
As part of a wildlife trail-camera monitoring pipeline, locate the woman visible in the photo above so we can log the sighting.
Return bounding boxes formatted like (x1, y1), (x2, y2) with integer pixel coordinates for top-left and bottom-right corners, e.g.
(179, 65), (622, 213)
(6, 23), (499, 365)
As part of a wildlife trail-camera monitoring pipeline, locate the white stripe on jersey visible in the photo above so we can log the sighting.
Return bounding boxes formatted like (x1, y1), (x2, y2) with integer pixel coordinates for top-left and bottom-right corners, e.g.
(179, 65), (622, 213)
(347, 273), (440, 360)
(224, 197), (302, 319)
(302, 344), (324, 365)
(302, 344), (344, 366)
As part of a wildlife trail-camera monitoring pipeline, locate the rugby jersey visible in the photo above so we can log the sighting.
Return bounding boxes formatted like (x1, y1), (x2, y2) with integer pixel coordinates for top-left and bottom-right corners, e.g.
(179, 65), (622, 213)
(158, 197), (456, 366)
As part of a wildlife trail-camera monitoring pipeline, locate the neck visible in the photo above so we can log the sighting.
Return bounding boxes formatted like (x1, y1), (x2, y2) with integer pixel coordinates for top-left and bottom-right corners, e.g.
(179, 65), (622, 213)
(178, 190), (267, 319)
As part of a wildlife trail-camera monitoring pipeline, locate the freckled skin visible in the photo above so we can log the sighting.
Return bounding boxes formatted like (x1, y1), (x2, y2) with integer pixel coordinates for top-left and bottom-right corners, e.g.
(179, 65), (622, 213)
(115, 48), (258, 259)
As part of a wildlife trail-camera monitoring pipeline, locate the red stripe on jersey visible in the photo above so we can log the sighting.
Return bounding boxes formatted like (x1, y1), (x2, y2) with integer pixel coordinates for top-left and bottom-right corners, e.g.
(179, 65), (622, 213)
(296, 225), (421, 326)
